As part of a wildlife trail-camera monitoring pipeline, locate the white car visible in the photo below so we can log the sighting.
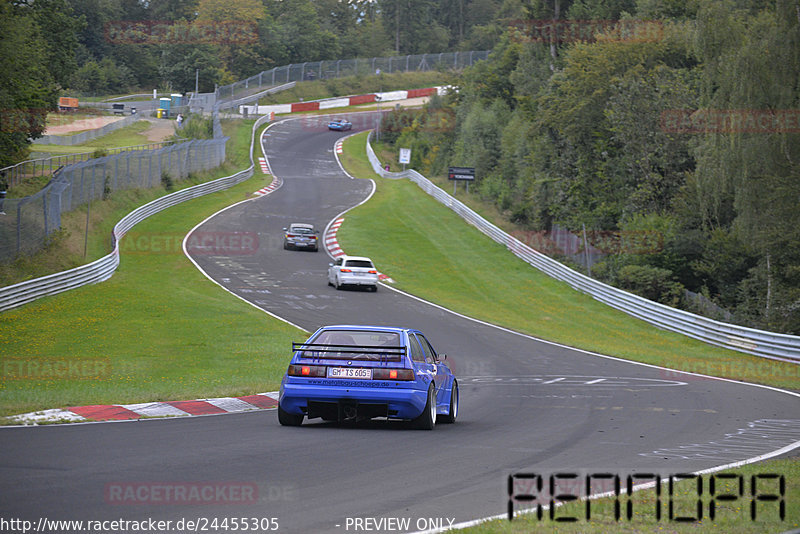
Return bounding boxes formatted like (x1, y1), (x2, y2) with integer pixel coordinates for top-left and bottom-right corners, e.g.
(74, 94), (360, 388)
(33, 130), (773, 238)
(328, 255), (379, 291)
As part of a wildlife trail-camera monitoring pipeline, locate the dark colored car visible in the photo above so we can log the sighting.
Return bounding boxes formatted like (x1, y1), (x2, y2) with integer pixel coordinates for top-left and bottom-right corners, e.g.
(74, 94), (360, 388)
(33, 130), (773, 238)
(283, 223), (319, 251)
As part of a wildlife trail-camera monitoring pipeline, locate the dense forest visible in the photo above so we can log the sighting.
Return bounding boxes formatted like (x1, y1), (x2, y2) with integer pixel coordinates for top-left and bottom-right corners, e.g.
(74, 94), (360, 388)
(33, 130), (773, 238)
(380, 0), (800, 334)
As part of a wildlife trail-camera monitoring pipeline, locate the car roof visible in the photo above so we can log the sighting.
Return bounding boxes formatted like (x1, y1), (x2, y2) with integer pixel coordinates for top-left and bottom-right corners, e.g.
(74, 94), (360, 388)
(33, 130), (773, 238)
(316, 325), (411, 335)
(289, 223), (314, 229)
(340, 255), (373, 262)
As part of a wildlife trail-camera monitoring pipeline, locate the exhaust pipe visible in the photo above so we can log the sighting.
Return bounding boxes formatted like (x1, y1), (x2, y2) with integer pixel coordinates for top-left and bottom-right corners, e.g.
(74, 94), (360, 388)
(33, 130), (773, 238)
(343, 405), (357, 420)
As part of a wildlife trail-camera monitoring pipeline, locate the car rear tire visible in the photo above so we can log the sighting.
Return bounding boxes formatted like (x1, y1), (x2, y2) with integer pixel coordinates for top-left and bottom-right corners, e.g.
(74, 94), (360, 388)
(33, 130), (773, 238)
(335, 277), (342, 290)
(283, 242), (289, 250)
(370, 285), (378, 292)
(413, 384), (436, 430)
(278, 405), (303, 426)
(440, 380), (458, 424)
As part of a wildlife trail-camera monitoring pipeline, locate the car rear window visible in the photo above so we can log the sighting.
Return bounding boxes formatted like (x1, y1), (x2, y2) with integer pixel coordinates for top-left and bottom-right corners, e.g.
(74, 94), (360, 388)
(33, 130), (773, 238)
(296, 330), (403, 361)
(344, 260), (373, 268)
(290, 227), (313, 234)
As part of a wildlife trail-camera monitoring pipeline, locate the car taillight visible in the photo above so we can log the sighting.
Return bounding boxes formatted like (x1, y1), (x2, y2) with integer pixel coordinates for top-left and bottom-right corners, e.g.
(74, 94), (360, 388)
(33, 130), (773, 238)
(340, 268), (352, 273)
(287, 233), (297, 238)
(373, 368), (415, 381)
(368, 270), (377, 274)
(288, 364), (326, 377)
(310, 236), (317, 240)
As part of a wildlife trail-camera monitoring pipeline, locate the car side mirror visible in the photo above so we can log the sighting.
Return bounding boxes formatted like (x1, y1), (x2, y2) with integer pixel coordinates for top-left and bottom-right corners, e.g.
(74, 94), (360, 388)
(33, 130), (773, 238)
(328, 263), (334, 267)
(282, 227), (287, 231)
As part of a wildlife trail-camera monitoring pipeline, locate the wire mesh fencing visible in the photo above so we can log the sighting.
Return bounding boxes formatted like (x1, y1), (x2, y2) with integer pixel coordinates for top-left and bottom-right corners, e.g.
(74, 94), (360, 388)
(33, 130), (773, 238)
(0, 138), (227, 261)
(214, 51), (490, 104)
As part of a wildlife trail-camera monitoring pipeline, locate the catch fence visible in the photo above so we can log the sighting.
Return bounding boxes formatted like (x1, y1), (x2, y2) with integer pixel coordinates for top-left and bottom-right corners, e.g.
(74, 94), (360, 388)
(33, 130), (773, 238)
(215, 51), (490, 105)
(0, 138), (226, 260)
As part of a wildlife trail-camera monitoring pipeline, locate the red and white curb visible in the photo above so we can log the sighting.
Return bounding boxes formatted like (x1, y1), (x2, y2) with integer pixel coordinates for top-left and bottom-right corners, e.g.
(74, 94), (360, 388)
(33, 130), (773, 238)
(253, 165), (282, 197)
(325, 217), (346, 258)
(324, 217), (394, 283)
(335, 140), (343, 155)
(8, 392), (281, 425)
(258, 156), (271, 174)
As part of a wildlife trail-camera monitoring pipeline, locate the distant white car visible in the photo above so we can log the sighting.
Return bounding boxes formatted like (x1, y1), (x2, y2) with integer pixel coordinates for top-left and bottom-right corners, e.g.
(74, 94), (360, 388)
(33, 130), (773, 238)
(328, 255), (379, 291)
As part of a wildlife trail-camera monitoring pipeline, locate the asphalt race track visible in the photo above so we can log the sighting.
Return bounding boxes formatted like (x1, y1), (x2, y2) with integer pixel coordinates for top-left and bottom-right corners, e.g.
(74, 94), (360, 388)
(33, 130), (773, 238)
(1, 114), (798, 533)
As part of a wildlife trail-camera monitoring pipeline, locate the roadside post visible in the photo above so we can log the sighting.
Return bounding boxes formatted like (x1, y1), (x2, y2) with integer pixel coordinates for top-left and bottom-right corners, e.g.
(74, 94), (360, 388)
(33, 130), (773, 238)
(448, 166), (475, 195)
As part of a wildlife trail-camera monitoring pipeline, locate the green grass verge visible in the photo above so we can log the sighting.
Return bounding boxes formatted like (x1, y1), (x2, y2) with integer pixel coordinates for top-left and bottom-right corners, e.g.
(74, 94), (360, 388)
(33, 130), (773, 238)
(259, 71), (454, 105)
(0, 120), (303, 418)
(338, 132), (800, 391)
(480, 458), (797, 533)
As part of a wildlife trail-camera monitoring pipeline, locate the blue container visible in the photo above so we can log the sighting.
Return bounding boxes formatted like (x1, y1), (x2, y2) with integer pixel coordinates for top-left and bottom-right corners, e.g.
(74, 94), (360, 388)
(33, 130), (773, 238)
(171, 93), (182, 107)
(159, 97), (171, 112)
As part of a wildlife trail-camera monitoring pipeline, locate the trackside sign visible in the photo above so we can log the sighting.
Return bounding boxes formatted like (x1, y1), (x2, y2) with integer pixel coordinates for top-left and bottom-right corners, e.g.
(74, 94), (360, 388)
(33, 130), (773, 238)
(448, 166), (475, 181)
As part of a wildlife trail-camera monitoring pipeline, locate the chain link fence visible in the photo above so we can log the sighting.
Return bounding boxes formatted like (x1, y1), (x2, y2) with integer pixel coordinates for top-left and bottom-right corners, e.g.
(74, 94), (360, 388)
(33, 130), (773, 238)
(0, 138), (227, 260)
(2, 142), (175, 189)
(215, 51), (489, 105)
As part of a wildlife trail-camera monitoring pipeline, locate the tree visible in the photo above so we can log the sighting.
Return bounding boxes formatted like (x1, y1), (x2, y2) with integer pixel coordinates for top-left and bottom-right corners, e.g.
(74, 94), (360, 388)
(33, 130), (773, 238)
(28, 0), (85, 88)
(0, 1), (57, 167)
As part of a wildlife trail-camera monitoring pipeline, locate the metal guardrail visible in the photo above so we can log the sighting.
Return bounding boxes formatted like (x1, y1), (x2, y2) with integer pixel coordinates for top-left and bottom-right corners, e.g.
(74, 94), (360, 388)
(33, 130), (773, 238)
(0, 115), (272, 312)
(365, 132), (800, 363)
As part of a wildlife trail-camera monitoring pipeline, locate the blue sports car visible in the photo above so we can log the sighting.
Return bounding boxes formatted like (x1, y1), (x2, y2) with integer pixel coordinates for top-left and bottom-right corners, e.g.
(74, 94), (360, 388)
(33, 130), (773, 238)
(279, 325), (458, 429)
(327, 118), (352, 131)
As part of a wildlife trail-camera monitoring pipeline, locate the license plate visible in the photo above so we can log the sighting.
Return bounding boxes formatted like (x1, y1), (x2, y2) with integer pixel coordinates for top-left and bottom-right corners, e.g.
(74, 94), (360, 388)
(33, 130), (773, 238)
(327, 367), (372, 379)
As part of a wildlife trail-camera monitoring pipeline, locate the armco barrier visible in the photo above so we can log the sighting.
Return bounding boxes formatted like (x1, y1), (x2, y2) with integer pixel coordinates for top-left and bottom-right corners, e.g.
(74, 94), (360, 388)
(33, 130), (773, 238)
(0, 114), (272, 312)
(365, 132), (800, 363)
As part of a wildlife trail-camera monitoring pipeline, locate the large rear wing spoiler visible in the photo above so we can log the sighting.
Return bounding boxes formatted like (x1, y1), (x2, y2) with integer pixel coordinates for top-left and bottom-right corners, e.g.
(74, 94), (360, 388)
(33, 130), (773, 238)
(292, 342), (406, 361)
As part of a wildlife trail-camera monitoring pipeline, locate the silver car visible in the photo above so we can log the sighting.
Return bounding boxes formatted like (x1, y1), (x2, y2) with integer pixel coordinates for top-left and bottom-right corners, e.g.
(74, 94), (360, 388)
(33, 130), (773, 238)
(283, 223), (319, 251)
(327, 255), (379, 291)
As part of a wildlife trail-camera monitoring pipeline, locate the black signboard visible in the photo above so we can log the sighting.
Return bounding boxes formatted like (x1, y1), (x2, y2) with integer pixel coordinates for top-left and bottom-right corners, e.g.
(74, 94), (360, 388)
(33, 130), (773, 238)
(448, 166), (475, 181)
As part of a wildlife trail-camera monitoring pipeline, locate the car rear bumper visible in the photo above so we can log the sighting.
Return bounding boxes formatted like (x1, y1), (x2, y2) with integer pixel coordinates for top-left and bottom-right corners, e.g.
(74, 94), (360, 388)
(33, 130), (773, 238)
(286, 239), (317, 248)
(338, 273), (378, 286)
(280, 382), (427, 420)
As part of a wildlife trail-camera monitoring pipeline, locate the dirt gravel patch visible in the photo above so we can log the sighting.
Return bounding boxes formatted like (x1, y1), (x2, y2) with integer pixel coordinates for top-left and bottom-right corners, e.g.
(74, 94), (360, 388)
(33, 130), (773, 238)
(44, 116), (125, 135)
